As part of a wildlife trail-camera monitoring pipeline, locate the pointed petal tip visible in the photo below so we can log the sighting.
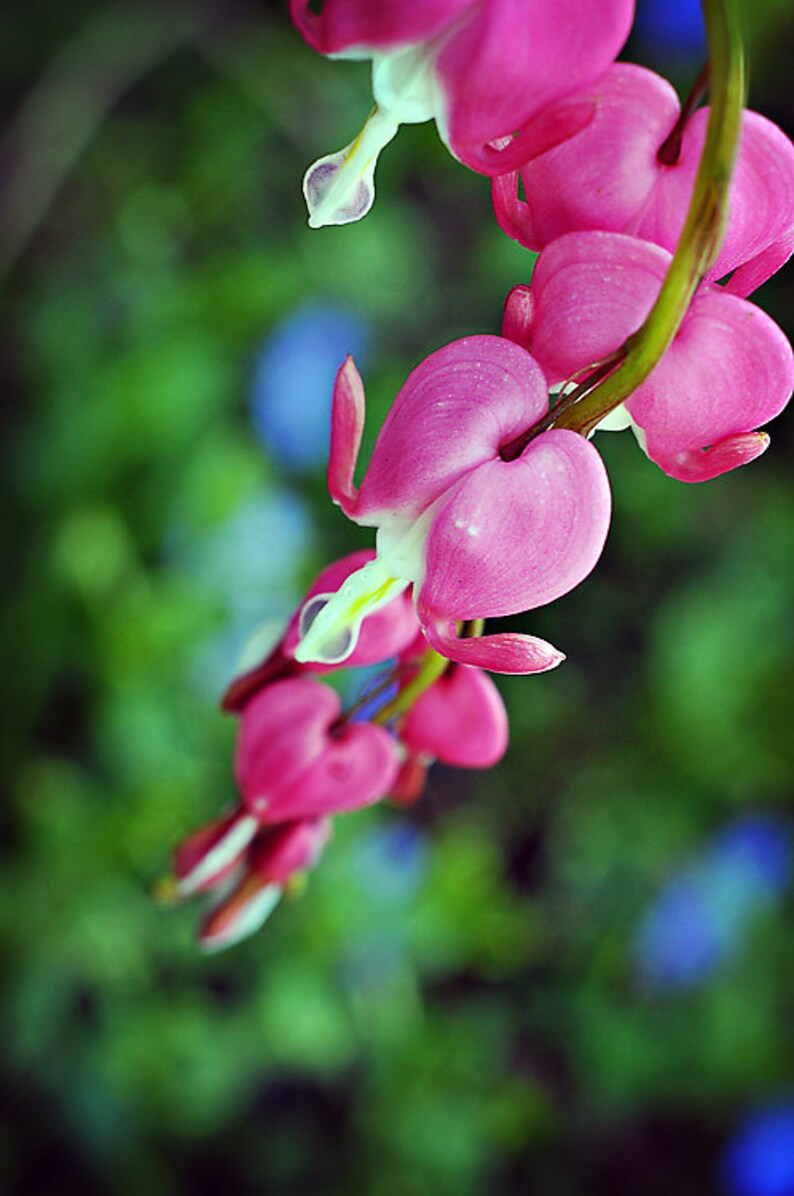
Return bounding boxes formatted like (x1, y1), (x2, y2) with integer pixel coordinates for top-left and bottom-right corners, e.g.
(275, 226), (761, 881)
(653, 431), (772, 483)
(198, 883), (284, 953)
(420, 608), (565, 675)
(175, 813), (259, 898)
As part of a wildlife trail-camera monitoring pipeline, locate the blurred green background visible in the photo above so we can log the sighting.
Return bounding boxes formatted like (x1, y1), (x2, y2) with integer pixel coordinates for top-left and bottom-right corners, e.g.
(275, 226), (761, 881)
(2, 2), (793, 1193)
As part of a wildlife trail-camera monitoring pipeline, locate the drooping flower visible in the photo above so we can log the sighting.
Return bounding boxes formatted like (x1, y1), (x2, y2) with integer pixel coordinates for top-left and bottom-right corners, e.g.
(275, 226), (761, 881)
(493, 63), (794, 293)
(198, 818), (331, 952)
(236, 677), (399, 823)
(222, 548), (420, 712)
(293, 335), (611, 672)
(291, 0), (635, 226)
(517, 231), (794, 481)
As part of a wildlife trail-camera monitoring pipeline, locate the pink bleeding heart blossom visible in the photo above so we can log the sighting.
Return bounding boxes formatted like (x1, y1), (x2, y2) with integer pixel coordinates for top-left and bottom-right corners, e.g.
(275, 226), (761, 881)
(222, 549), (420, 712)
(198, 818), (331, 952)
(293, 335), (612, 673)
(236, 677), (399, 823)
(291, 0), (635, 226)
(493, 63), (794, 293)
(401, 662), (509, 769)
(518, 231), (794, 481)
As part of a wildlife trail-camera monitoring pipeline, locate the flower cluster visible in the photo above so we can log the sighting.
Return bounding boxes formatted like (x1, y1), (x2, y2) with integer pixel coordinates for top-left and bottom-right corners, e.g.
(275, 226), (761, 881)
(167, 554), (508, 950)
(166, 0), (793, 948)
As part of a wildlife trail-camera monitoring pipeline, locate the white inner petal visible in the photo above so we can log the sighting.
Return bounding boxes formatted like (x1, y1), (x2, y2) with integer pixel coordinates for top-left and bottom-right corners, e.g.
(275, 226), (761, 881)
(371, 41), (442, 125)
(200, 884), (283, 952)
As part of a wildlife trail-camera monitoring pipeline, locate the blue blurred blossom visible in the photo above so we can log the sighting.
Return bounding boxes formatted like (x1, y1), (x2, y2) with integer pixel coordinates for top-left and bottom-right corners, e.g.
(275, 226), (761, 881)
(352, 823), (428, 905)
(251, 302), (370, 471)
(634, 0), (706, 56)
(720, 1099), (794, 1196)
(170, 488), (314, 694)
(632, 815), (792, 992)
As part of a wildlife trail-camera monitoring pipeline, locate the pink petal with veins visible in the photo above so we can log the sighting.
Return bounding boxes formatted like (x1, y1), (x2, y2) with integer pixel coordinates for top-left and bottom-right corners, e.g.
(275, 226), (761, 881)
(419, 430), (611, 619)
(354, 335), (549, 522)
(527, 232), (668, 384)
(626, 287), (794, 458)
(494, 65), (678, 250)
(637, 109), (794, 286)
(328, 356), (365, 516)
(651, 432), (770, 483)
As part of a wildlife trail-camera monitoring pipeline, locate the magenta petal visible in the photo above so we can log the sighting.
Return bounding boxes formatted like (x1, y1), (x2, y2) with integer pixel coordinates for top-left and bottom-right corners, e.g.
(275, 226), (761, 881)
(289, 0), (469, 54)
(420, 430), (611, 619)
(626, 287), (794, 458)
(355, 336), (549, 522)
(470, 95), (598, 176)
(235, 679), (340, 814)
(638, 109), (794, 285)
(276, 722), (398, 819)
(328, 356), (365, 516)
(421, 608), (565, 675)
(437, 0), (634, 174)
(650, 432), (771, 483)
(248, 818), (331, 885)
(173, 809), (257, 897)
(500, 65), (678, 250)
(528, 232), (669, 384)
(402, 664), (508, 767)
(723, 230), (794, 299)
(235, 677), (397, 822)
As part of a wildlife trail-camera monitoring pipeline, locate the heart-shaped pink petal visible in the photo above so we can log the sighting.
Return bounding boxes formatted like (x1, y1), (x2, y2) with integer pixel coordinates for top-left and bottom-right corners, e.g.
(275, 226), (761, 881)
(419, 429), (611, 619)
(355, 335), (550, 522)
(402, 664), (508, 767)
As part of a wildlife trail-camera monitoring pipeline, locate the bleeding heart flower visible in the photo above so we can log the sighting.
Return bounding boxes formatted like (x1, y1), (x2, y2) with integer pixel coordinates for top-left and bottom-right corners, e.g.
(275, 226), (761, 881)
(493, 63), (794, 293)
(293, 335), (611, 672)
(520, 231), (794, 481)
(236, 677), (399, 822)
(292, 0), (634, 226)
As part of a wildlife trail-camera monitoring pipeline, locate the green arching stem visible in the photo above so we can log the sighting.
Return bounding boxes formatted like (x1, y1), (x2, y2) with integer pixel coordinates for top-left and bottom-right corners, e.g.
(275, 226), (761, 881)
(373, 649), (450, 725)
(552, 0), (745, 438)
(372, 619), (485, 726)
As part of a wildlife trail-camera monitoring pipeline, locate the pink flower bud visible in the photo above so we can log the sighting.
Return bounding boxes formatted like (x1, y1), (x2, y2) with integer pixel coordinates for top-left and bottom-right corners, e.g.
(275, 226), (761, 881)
(198, 818), (331, 952)
(171, 808), (258, 898)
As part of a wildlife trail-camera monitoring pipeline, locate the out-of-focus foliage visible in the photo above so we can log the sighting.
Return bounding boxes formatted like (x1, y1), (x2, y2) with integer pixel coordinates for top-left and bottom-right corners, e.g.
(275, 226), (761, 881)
(1, 2), (792, 1193)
